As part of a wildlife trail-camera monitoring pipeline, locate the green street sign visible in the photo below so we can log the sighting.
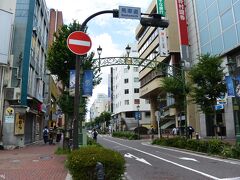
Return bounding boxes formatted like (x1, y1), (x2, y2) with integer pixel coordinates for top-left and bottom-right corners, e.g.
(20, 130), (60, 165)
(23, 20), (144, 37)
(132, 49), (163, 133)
(156, 0), (166, 17)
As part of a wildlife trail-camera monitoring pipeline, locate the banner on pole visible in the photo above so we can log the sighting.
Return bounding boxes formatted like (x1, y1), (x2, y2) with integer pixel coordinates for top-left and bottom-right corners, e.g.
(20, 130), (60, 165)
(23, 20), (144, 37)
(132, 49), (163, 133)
(69, 70), (75, 96)
(82, 70), (93, 97)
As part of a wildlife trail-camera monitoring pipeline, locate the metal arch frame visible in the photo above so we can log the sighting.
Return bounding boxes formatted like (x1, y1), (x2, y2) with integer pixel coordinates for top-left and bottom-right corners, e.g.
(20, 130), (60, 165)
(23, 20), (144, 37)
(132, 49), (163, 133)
(92, 56), (183, 78)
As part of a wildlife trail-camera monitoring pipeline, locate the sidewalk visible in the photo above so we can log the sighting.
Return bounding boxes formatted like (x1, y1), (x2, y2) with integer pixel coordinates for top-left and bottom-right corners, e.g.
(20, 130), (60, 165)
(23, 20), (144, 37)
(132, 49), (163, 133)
(0, 142), (68, 180)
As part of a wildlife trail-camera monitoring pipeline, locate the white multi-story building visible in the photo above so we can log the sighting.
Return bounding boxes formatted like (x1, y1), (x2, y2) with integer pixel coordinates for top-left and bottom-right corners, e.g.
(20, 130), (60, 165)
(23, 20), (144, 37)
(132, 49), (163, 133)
(90, 93), (109, 121)
(0, 0), (16, 148)
(111, 46), (151, 131)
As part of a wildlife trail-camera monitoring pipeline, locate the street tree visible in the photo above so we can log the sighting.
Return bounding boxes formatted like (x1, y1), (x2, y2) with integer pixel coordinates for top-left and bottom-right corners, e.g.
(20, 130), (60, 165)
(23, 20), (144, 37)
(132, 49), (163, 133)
(188, 54), (226, 130)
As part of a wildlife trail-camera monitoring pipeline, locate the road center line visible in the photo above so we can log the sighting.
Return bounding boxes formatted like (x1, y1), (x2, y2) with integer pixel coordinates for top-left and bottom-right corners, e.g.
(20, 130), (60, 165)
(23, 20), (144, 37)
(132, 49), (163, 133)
(103, 138), (220, 180)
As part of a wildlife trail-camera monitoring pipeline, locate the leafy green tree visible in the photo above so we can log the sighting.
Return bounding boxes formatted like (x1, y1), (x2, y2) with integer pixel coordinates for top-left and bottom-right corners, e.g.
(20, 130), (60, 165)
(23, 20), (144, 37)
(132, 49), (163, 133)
(188, 54), (226, 115)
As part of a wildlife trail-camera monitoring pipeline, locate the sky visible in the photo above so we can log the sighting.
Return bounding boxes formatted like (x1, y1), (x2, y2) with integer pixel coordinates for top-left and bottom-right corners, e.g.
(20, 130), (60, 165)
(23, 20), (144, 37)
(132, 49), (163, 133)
(45, 0), (150, 119)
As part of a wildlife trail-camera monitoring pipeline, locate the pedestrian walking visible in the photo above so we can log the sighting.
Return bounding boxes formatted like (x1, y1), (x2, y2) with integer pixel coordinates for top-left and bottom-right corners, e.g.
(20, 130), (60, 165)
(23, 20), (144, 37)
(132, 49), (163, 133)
(172, 127), (177, 136)
(187, 126), (195, 139)
(43, 126), (49, 144)
(92, 129), (98, 141)
(150, 126), (154, 140)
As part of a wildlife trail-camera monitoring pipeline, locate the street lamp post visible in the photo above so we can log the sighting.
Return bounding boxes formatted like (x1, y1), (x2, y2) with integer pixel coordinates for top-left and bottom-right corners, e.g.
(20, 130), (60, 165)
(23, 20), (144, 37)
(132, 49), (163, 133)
(125, 45), (131, 70)
(137, 105), (140, 139)
(226, 59), (240, 145)
(97, 45), (102, 72)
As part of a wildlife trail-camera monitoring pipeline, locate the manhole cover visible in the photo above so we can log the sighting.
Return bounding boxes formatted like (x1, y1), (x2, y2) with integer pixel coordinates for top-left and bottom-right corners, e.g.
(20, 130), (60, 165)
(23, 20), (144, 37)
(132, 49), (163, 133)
(39, 155), (52, 160)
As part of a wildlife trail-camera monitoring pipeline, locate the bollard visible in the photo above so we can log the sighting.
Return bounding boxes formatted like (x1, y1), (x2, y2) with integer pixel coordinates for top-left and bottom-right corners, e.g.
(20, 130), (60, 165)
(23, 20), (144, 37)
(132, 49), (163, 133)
(195, 132), (199, 140)
(96, 162), (105, 180)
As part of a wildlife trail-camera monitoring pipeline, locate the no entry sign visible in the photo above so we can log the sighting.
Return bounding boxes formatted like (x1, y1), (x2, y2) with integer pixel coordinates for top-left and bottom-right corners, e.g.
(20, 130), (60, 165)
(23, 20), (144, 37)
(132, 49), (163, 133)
(67, 31), (92, 55)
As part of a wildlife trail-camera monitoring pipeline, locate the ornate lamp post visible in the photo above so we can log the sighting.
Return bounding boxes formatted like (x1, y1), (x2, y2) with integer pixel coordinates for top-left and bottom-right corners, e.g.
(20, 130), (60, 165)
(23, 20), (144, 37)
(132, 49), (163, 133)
(97, 45), (102, 72)
(125, 45), (131, 70)
(226, 58), (240, 145)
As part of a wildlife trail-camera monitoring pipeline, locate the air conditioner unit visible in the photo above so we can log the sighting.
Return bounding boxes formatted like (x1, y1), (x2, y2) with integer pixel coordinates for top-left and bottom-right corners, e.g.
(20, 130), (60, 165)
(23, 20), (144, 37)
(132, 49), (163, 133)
(4, 87), (21, 100)
(236, 55), (240, 67)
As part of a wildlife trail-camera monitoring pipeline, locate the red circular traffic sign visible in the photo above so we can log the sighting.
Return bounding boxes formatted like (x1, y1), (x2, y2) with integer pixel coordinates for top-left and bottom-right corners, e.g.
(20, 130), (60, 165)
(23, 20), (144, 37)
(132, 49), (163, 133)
(67, 31), (92, 55)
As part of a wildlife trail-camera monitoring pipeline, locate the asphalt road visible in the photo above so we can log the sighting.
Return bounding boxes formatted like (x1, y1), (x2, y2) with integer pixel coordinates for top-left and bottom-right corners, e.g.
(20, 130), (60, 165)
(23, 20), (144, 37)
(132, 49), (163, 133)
(97, 134), (240, 180)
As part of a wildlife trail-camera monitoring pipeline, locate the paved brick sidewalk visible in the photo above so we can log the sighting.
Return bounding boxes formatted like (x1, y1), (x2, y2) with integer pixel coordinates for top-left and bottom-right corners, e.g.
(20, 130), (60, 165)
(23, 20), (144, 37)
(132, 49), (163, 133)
(0, 143), (68, 180)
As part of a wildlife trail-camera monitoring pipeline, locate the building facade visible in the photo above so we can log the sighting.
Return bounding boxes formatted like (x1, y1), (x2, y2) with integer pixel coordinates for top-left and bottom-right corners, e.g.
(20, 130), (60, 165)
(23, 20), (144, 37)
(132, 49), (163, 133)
(0, 0), (16, 148)
(90, 93), (109, 122)
(2, 0), (49, 148)
(135, 0), (181, 132)
(111, 45), (151, 131)
(186, 0), (240, 138)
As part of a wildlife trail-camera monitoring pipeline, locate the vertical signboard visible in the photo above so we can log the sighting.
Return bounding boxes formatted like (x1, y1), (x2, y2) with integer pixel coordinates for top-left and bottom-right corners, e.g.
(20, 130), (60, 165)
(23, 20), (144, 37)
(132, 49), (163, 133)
(156, 0), (166, 17)
(82, 70), (93, 97)
(175, 0), (189, 45)
(15, 113), (25, 135)
(158, 29), (168, 56)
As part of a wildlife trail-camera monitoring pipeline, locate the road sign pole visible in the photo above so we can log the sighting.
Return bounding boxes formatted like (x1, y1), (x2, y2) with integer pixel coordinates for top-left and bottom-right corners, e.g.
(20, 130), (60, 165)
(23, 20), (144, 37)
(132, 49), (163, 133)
(73, 55), (80, 149)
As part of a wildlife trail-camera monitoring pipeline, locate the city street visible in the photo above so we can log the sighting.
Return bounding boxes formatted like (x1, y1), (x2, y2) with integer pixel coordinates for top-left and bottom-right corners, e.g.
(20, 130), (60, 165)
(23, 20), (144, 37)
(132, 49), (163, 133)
(98, 135), (240, 180)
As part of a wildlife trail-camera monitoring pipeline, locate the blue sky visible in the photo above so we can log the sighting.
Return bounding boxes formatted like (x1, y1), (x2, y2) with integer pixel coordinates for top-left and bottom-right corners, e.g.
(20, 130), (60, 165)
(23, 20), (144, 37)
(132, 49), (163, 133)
(46, 0), (150, 118)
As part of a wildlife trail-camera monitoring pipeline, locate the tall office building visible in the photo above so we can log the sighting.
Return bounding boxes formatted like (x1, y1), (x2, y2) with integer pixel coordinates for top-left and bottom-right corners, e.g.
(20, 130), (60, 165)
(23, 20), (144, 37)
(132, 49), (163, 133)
(135, 0), (181, 131)
(186, 0), (240, 138)
(2, 0), (49, 147)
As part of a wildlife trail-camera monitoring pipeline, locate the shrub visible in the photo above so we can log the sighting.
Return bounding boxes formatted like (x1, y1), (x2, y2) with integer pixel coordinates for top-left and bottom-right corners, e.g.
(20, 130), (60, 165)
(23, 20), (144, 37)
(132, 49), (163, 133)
(230, 145), (240, 159)
(112, 131), (138, 140)
(55, 147), (70, 155)
(67, 146), (125, 180)
(207, 139), (225, 154)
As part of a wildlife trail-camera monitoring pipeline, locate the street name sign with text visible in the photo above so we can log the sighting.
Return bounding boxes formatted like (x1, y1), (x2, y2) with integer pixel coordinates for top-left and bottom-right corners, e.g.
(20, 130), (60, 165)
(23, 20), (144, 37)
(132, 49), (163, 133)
(119, 6), (141, 20)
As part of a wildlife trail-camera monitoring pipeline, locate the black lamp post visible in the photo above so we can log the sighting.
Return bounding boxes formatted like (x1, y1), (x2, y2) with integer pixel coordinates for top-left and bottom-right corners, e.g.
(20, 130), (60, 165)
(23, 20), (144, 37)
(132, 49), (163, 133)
(137, 105), (140, 139)
(97, 45), (102, 72)
(226, 58), (240, 145)
(125, 45), (131, 70)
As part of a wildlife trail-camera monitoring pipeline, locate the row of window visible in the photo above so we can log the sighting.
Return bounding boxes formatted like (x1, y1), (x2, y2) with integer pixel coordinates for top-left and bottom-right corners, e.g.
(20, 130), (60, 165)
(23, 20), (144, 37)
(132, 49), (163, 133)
(114, 99), (150, 108)
(124, 88), (139, 94)
(196, 0), (240, 55)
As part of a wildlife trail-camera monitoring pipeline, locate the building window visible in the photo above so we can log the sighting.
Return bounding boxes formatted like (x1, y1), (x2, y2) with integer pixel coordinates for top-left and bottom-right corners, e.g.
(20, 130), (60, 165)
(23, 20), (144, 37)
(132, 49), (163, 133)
(134, 77), (139, 82)
(145, 111), (151, 117)
(134, 88), (139, 93)
(133, 67), (138, 72)
(126, 111), (135, 118)
(124, 78), (129, 83)
(134, 99), (140, 104)
(125, 100), (129, 105)
(145, 99), (150, 104)
(124, 89), (129, 94)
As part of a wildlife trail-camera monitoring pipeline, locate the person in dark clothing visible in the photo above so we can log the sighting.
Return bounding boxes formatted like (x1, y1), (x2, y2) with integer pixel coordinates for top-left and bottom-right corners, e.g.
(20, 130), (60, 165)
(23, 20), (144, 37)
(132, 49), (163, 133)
(43, 126), (49, 144)
(188, 126), (195, 139)
(92, 129), (98, 141)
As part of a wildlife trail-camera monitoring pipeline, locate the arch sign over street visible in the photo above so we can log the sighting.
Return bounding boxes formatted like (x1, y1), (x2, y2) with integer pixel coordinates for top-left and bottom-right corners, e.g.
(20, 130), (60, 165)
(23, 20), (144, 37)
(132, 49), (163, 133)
(67, 31), (92, 55)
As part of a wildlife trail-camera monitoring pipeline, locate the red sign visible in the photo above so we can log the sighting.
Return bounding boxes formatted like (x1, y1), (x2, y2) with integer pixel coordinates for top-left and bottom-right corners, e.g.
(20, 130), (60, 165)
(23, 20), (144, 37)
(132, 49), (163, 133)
(67, 31), (92, 55)
(176, 0), (189, 45)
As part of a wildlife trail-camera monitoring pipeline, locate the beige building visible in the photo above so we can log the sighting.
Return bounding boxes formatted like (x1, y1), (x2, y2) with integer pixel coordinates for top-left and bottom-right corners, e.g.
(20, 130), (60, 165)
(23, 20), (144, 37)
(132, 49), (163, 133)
(135, 0), (183, 131)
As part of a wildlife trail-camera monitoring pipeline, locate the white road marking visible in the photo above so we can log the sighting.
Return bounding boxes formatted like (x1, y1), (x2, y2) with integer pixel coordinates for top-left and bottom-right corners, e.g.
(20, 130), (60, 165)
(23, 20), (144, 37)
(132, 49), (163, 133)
(103, 138), (220, 180)
(220, 178), (240, 180)
(179, 157), (199, 162)
(69, 39), (90, 46)
(142, 142), (240, 165)
(124, 153), (152, 166)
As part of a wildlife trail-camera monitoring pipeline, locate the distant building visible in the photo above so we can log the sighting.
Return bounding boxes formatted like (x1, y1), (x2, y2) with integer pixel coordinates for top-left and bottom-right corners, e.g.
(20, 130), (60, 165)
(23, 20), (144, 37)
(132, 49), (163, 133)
(90, 93), (109, 121)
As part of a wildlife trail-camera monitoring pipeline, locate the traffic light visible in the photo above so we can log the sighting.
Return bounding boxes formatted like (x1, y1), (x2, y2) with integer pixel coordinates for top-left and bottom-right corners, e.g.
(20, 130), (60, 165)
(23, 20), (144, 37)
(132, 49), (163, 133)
(140, 17), (169, 28)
